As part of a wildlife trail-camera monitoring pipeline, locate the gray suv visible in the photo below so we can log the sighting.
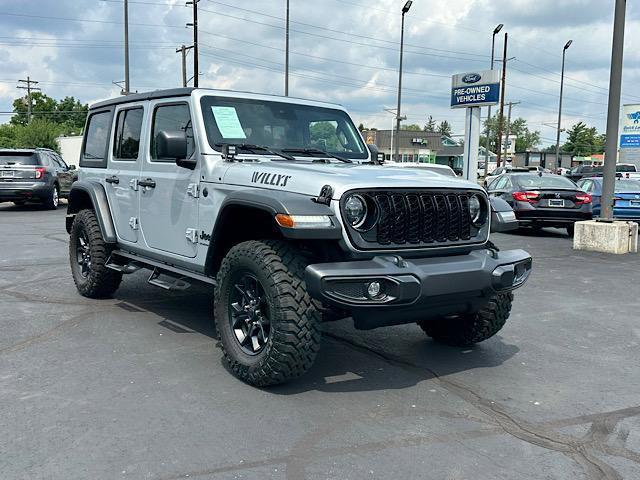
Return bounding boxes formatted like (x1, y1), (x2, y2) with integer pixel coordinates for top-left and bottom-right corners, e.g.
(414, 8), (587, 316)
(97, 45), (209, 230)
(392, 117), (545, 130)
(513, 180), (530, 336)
(66, 88), (532, 386)
(0, 148), (76, 209)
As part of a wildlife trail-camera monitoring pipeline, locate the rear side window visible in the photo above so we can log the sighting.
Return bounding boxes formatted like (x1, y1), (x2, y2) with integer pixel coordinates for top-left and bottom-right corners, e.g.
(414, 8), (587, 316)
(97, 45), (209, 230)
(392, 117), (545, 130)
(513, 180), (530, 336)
(0, 152), (39, 166)
(151, 103), (194, 162)
(113, 108), (144, 160)
(81, 110), (113, 168)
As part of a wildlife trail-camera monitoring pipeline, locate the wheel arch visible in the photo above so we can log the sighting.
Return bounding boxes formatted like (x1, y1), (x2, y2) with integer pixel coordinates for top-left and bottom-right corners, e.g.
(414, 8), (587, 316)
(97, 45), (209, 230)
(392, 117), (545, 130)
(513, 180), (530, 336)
(65, 180), (117, 243)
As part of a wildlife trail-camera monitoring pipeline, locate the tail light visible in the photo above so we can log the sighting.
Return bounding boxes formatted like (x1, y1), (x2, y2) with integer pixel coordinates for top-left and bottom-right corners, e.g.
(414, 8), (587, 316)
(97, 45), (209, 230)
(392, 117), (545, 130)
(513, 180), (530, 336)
(34, 167), (46, 180)
(512, 191), (540, 203)
(575, 193), (592, 205)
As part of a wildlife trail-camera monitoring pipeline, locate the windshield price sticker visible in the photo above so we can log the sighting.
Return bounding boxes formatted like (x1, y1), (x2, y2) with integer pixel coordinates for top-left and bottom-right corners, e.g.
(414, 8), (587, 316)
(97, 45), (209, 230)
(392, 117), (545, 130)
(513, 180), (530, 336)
(212, 106), (247, 139)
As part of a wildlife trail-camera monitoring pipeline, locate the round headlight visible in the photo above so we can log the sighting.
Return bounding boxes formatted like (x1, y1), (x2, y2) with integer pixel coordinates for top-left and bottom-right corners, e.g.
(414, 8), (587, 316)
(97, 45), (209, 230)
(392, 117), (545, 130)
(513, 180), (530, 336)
(344, 194), (367, 229)
(468, 194), (486, 226)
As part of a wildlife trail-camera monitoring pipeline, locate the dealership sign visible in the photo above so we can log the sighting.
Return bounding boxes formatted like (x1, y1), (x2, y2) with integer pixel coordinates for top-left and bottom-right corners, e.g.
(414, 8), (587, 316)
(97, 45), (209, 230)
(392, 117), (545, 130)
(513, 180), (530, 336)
(620, 104), (640, 148)
(451, 70), (501, 109)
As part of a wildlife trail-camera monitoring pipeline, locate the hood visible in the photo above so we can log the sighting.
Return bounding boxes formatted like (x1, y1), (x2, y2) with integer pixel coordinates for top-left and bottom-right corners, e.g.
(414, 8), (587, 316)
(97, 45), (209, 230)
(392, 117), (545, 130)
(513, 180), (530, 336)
(222, 159), (482, 199)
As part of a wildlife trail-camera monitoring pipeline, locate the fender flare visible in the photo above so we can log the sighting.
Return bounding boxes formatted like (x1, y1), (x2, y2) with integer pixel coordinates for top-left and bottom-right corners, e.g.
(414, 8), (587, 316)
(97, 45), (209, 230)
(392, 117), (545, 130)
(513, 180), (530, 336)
(214, 188), (342, 240)
(65, 180), (117, 243)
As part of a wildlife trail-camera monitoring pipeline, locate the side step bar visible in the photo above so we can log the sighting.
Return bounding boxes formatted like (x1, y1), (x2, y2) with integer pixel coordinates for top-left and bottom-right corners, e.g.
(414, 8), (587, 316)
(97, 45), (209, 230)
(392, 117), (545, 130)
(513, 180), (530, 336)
(105, 257), (142, 274)
(147, 268), (191, 291)
(109, 249), (217, 287)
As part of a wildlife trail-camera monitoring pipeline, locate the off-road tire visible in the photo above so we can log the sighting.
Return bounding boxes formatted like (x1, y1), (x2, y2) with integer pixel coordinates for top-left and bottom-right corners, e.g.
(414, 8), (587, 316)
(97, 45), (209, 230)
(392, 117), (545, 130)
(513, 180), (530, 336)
(214, 240), (321, 387)
(418, 292), (513, 347)
(43, 184), (59, 210)
(69, 209), (122, 298)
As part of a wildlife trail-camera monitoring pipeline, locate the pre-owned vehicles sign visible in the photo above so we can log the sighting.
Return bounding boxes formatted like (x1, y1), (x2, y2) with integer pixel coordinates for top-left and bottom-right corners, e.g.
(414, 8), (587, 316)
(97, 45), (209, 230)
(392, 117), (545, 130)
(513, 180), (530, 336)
(451, 70), (501, 109)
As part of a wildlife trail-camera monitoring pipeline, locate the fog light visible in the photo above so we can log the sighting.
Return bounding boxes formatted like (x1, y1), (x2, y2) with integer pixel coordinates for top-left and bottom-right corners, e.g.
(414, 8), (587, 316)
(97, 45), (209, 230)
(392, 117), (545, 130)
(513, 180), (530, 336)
(367, 281), (381, 298)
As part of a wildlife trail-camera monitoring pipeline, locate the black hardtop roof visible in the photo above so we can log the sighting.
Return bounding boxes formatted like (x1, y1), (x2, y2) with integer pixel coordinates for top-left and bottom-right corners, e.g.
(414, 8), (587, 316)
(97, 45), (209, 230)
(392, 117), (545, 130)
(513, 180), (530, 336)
(90, 88), (195, 110)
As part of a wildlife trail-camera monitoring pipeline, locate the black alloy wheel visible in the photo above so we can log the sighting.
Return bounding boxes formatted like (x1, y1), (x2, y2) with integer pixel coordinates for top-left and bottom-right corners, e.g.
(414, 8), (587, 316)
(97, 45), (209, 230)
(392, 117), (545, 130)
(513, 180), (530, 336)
(229, 272), (271, 355)
(76, 230), (92, 278)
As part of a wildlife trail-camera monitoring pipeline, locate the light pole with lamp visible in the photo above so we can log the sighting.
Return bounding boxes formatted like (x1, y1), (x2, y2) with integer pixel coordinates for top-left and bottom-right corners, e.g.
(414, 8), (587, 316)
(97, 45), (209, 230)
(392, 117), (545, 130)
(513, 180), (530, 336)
(483, 23), (503, 175)
(555, 40), (572, 171)
(394, 0), (412, 163)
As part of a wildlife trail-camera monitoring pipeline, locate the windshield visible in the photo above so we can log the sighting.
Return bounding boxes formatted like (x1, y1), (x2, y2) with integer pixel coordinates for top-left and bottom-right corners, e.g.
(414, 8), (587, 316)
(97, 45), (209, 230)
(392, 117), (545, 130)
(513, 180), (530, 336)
(514, 174), (578, 189)
(617, 164), (637, 172)
(0, 152), (39, 166)
(615, 180), (640, 192)
(200, 96), (367, 159)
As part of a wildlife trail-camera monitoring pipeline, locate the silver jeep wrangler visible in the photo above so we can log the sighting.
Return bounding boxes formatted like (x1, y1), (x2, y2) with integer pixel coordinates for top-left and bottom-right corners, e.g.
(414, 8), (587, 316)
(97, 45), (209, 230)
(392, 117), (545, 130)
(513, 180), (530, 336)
(66, 88), (531, 386)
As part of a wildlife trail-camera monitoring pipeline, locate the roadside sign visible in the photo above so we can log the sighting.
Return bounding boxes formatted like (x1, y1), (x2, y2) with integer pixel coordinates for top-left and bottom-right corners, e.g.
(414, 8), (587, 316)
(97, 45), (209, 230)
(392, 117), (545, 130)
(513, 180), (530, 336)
(620, 104), (640, 149)
(451, 70), (501, 109)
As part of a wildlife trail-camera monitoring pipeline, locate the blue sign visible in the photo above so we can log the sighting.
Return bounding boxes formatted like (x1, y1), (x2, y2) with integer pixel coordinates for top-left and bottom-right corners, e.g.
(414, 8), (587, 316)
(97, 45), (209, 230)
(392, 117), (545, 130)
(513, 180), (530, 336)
(451, 83), (501, 108)
(620, 135), (640, 148)
(451, 70), (501, 109)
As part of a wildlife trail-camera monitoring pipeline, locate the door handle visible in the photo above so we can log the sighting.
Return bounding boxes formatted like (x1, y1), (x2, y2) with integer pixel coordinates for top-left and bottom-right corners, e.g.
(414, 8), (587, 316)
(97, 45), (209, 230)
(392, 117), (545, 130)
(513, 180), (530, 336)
(105, 175), (120, 185)
(138, 178), (156, 189)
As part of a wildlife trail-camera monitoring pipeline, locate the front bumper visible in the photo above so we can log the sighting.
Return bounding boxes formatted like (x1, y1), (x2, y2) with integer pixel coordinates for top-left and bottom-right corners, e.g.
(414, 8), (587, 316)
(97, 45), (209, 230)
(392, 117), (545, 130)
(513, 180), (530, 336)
(305, 248), (532, 330)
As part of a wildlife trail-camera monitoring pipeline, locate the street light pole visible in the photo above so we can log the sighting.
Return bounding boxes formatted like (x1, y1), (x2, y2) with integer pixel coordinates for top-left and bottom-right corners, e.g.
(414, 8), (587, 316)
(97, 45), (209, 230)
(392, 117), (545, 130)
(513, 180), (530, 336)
(186, 0), (199, 88)
(555, 40), (572, 171)
(484, 23), (503, 175)
(601, 0), (627, 221)
(285, 0), (290, 96)
(394, 0), (412, 163)
(495, 32), (508, 167)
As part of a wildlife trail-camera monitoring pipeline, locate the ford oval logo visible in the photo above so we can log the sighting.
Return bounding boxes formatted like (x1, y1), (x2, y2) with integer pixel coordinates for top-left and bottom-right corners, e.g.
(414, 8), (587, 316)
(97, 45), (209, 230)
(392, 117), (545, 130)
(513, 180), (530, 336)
(462, 73), (482, 84)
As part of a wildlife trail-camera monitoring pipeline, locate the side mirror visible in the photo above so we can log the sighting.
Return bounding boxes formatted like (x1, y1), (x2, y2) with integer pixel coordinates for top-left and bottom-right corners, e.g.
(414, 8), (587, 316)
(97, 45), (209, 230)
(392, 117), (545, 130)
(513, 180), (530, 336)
(157, 130), (195, 169)
(367, 144), (384, 164)
(489, 197), (519, 233)
(68, 164), (77, 171)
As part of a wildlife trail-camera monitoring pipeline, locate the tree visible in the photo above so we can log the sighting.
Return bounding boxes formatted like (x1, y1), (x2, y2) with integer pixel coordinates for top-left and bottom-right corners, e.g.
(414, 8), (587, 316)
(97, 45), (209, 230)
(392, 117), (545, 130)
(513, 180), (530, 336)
(561, 122), (605, 156)
(481, 114), (540, 153)
(437, 120), (452, 137)
(11, 92), (87, 132)
(423, 115), (436, 132)
(400, 124), (422, 131)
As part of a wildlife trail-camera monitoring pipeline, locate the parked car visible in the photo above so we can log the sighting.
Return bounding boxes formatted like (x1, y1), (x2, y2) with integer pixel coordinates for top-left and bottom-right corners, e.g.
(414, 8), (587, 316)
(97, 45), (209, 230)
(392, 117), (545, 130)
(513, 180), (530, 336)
(384, 161), (458, 177)
(0, 148), (77, 209)
(487, 172), (592, 235)
(565, 164), (640, 182)
(65, 87), (532, 386)
(577, 177), (640, 222)
(483, 165), (547, 188)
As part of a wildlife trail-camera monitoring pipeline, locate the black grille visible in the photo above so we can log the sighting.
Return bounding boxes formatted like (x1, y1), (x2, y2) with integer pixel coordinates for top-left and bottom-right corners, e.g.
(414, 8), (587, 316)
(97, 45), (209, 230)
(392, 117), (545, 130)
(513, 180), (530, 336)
(367, 191), (474, 246)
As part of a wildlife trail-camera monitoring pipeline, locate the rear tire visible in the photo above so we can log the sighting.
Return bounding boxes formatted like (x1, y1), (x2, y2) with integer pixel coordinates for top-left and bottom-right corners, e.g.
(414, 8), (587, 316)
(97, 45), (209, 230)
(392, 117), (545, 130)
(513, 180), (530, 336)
(214, 240), (321, 387)
(418, 292), (513, 347)
(43, 184), (59, 210)
(69, 209), (122, 298)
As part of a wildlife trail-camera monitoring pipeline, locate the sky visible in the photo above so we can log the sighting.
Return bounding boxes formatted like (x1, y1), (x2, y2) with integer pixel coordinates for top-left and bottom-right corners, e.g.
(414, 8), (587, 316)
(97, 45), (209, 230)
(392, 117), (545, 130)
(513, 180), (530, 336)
(0, 0), (639, 148)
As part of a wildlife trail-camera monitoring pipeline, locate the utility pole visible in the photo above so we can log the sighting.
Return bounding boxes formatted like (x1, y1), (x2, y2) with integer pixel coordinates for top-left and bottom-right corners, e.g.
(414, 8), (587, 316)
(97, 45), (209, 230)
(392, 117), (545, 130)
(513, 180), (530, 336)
(601, 0), (626, 221)
(495, 32), (508, 168)
(123, 0), (130, 94)
(285, 0), (290, 96)
(176, 45), (194, 87)
(17, 77), (40, 124)
(186, 0), (199, 88)
(502, 101), (520, 161)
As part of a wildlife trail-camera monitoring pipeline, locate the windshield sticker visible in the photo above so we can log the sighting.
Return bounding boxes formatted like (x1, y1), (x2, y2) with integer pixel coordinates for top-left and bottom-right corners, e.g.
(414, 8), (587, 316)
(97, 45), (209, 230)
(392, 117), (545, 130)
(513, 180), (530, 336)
(211, 106), (247, 139)
(252, 171), (292, 187)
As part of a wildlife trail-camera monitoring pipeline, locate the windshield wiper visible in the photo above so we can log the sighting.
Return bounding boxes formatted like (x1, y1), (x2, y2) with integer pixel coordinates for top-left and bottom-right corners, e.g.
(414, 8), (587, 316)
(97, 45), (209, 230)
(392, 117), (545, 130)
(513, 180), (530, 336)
(282, 148), (352, 163)
(214, 143), (295, 161)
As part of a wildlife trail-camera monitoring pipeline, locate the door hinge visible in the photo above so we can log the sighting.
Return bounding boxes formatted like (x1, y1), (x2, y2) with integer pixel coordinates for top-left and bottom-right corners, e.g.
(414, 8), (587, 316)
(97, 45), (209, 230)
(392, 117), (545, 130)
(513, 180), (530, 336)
(129, 217), (140, 230)
(129, 179), (139, 191)
(187, 183), (199, 198)
(185, 228), (198, 243)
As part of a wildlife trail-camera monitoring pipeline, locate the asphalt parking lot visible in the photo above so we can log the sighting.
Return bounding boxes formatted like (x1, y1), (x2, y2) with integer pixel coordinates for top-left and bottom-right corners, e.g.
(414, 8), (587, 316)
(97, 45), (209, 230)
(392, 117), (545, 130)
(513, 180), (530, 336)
(1, 203), (639, 480)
